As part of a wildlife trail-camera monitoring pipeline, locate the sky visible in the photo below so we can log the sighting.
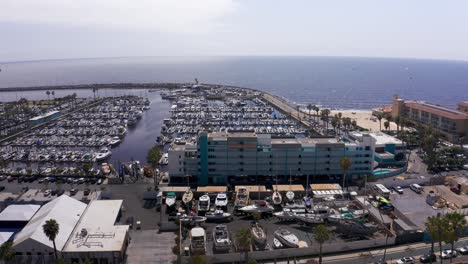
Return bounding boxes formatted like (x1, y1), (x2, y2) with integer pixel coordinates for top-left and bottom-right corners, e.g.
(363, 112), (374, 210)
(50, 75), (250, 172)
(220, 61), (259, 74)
(1, 0), (468, 62)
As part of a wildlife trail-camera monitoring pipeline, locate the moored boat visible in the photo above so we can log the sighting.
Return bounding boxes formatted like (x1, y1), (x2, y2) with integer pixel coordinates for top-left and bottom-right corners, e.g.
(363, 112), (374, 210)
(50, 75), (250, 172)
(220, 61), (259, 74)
(95, 147), (112, 161)
(272, 190), (282, 205)
(215, 193), (228, 208)
(205, 210), (232, 222)
(235, 187), (250, 209)
(212, 225), (232, 252)
(250, 222), (266, 246)
(286, 191), (295, 201)
(294, 213), (325, 224)
(239, 200), (274, 213)
(274, 228), (299, 248)
(198, 194), (210, 214)
(182, 190), (194, 205)
(190, 227), (206, 255)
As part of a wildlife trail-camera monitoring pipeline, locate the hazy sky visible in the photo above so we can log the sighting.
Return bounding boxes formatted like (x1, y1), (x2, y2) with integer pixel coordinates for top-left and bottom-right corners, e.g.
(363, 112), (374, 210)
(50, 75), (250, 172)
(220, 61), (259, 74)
(1, 0), (468, 62)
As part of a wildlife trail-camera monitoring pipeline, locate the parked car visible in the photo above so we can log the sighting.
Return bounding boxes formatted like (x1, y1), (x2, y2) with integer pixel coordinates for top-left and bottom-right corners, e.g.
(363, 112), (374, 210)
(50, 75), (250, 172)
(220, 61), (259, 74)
(456, 245), (468, 255)
(0, 175), (6, 181)
(441, 249), (457, 259)
(51, 189), (58, 196)
(7, 176), (14, 182)
(136, 220), (141, 230)
(70, 189), (78, 196)
(394, 186), (404, 194)
(97, 179), (103, 185)
(56, 189), (65, 196)
(38, 178), (45, 183)
(83, 189), (90, 196)
(44, 190), (51, 196)
(21, 186), (29, 192)
(0, 186), (5, 192)
(396, 257), (415, 264)
(410, 184), (423, 194)
(419, 253), (436, 263)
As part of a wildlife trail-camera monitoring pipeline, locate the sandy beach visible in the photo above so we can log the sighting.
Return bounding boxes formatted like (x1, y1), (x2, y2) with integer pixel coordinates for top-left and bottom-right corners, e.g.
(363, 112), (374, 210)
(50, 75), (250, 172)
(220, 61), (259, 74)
(330, 110), (398, 132)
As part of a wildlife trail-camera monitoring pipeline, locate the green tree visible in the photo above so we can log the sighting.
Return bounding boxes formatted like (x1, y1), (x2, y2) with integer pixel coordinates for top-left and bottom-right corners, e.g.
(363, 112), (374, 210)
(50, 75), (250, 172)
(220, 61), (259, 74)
(314, 106), (320, 123)
(313, 224), (331, 264)
(146, 146), (162, 169)
(235, 228), (252, 262)
(187, 255), (207, 264)
(340, 157), (352, 193)
(383, 120), (390, 131)
(307, 104), (313, 118)
(0, 241), (16, 263)
(43, 219), (60, 259)
(320, 109), (331, 134)
(376, 112), (384, 131)
(425, 215), (449, 264)
(445, 212), (466, 260)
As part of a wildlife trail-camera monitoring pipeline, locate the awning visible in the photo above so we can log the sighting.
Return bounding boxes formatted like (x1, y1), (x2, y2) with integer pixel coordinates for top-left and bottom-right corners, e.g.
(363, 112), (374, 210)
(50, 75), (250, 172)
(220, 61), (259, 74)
(275, 185), (305, 192)
(197, 186), (227, 193)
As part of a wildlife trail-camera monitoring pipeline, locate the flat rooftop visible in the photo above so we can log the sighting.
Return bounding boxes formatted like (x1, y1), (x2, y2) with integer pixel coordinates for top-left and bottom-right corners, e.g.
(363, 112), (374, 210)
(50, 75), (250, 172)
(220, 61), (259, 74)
(0, 204), (41, 222)
(63, 200), (128, 253)
(368, 132), (402, 145)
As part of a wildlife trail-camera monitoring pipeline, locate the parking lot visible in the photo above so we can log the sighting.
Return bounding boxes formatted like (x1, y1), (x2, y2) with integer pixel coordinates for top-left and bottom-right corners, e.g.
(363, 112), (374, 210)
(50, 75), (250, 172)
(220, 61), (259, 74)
(390, 186), (439, 229)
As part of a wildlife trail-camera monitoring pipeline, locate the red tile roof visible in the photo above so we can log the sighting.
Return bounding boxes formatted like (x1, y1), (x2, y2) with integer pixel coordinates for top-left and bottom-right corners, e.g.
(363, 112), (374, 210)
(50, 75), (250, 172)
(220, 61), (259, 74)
(405, 102), (468, 120)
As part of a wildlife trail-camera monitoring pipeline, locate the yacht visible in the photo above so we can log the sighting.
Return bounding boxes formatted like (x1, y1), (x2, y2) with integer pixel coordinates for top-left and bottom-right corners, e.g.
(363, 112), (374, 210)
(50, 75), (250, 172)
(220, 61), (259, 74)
(239, 200), (274, 214)
(198, 194), (210, 214)
(212, 225), (232, 252)
(274, 229), (299, 248)
(95, 147), (112, 161)
(108, 136), (121, 147)
(294, 213), (325, 224)
(177, 214), (207, 225)
(205, 210), (232, 222)
(190, 227), (206, 255)
(274, 208), (306, 221)
(286, 191), (295, 202)
(215, 193), (228, 208)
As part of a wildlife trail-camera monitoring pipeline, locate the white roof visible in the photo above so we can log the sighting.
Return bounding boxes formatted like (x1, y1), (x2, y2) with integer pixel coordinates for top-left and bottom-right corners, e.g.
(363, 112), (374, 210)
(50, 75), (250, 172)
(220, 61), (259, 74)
(0, 232), (14, 246)
(13, 195), (87, 252)
(368, 132), (403, 146)
(0, 204), (41, 222)
(63, 200), (128, 252)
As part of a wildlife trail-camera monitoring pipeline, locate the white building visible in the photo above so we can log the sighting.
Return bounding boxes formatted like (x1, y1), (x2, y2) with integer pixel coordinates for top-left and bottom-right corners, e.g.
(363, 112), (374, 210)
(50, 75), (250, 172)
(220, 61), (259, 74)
(12, 195), (87, 257)
(62, 200), (129, 264)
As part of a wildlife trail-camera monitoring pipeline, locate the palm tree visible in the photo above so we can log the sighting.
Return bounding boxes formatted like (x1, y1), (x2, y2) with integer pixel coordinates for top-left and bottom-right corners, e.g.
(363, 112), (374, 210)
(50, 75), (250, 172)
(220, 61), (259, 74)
(43, 219), (60, 259)
(51, 91), (55, 100)
(235, 228), (252, 262)
(313, 224), (331, 264)
(46, 91), (50, 101)
(395, 116), (401, 136)
(314, 106), (320, 123)
(307, 104), (313, 118)
(0, 241), (15, 263)
(384, 120), (390, 131)
(425, 215), (449, 264)
(376, 113), (384, 131)
(340, 157), (352, 193)
(445, 212), (466, 261)
(321, 109), (330, 133)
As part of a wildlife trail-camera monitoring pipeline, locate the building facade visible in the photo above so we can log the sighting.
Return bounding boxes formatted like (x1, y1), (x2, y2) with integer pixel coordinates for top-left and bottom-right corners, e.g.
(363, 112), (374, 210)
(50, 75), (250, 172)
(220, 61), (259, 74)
(392, 96), (468, 144)
(169, 132), (375, 185)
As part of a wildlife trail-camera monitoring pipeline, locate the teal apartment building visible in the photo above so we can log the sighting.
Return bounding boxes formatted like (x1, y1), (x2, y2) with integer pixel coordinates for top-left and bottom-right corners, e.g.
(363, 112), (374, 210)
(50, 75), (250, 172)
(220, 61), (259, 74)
(168, 132), (375, 185)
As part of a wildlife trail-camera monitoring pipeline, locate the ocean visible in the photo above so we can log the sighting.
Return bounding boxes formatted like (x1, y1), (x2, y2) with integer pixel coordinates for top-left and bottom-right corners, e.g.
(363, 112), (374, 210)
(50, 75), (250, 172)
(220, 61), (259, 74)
(1, 56), (467, 109)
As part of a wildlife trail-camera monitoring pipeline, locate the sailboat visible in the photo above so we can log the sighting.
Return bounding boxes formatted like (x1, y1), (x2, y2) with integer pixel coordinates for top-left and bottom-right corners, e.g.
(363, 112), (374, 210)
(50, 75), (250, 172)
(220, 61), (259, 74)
(272, 175), (282, 205)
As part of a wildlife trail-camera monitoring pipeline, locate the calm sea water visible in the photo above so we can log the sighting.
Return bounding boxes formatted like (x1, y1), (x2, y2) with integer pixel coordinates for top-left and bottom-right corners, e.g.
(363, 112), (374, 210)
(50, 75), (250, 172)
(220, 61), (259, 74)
(1, 56), (467, 109)
(1, 56), (467, 165)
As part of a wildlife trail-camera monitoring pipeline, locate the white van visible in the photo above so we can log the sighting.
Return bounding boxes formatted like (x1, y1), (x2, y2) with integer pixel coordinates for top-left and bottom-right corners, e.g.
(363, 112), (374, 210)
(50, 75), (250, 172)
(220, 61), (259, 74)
(410, 184), (423, 194)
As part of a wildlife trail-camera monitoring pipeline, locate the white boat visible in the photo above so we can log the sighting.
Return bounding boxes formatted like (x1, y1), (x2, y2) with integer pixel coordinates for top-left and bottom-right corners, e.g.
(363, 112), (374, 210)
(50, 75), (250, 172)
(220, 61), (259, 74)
(272, 190), (282, 205)
(95, 147), (112, 161)
(274, 229), (299, 248)
(178, 214), (207, 224)
(182, 190), (194, 205)
(212, 225), (232, 252)
(294, 213), (325, 224)
(205, 210), (232, 222)
(190, 227), (206, 255)
(108, 136), (121, 147)
(273, 237), (284, 249)
(310, 205), (331, 216)
(284, 199), (306, 210)
(165, 192), (176, 208)
(274, 208), (306, 221)
(286, 191), (295, 201)
(239, 200), (274, 213)
(215, 193), (228, 208)
(250, 222), (266, 246)
(235, 187), (250, 208)
(198, 194), (210, 213)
